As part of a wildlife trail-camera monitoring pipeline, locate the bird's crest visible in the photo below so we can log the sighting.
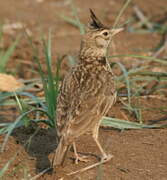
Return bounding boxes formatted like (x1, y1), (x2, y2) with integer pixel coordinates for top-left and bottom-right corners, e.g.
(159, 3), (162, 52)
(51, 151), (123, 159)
(89, 9), (107, 30)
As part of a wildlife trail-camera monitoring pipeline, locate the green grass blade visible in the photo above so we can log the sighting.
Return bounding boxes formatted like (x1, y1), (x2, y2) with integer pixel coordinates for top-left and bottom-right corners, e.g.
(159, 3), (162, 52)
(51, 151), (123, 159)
(116, 62), (131, 105)
(59, 1), (85, 34)
(19, 92), (46, 109)
(54, 56), (63, 131)
(0, 127), (40, 178)
(0, 35), (21, 72)
(102, 117), (167, 130)
(42, 31), (56, 127)
(116, 65), (148, 81)
(14, 92), (30, 127)
(0, 156), (15, 178)
(0, 127), (9, 134)
(0, 25), (3, 42)
(0, 91), (46, 108)
(0, 111), (24, 152)
(70, 2), (85, 34)
(113, 0), (131, 28)
(60, 14), (79, 27)
(0, 108), (50, 152)
(134, 71), (167, 77)
(109, 54), (167, 65)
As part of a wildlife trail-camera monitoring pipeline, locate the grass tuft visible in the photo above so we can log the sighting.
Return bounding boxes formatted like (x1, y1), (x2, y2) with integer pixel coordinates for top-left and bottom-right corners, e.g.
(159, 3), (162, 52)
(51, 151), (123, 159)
(0, 31), (20, 73)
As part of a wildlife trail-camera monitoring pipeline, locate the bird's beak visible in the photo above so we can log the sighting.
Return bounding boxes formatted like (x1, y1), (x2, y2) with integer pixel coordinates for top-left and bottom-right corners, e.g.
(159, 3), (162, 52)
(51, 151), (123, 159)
(110, 28), (124, 37)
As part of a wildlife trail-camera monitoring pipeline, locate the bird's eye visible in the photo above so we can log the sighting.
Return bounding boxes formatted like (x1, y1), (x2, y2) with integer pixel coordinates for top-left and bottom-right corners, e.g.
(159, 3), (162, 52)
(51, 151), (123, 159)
(103, 31), (108, 36)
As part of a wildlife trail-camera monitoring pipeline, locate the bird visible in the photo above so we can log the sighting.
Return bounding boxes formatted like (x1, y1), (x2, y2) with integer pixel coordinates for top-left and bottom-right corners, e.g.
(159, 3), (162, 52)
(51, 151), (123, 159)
(53, 9), (123, 166)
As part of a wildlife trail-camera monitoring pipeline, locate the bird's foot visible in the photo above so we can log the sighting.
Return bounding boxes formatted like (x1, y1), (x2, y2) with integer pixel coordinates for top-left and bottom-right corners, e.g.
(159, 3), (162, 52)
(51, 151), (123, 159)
(67, 154), (113, 176)
(75, 155), (89, 164)
(101, 154), (113, 162)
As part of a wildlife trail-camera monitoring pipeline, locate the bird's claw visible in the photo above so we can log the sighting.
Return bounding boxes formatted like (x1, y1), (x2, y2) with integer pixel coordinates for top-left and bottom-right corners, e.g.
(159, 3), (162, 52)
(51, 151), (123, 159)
(101, 154), (113, 162)
(75, 155), (89, 164)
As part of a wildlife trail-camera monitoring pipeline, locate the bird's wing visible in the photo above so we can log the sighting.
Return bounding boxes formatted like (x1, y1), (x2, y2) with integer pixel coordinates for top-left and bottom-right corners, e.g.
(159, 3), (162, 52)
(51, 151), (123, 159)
(56, 72), (72, 133)
(65, 90), (115, 139)
(58, 69), (116, 141)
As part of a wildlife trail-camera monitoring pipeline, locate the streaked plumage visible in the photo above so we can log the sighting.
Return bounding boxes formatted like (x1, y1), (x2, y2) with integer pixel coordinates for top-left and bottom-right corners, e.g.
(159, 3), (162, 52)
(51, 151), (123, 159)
(53, 9), (122, 166)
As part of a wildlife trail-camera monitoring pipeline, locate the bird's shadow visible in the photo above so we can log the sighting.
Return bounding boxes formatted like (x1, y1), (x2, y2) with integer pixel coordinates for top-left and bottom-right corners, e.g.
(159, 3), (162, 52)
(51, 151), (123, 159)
(11, 124), (102, 174)
(12, 123), (58, 174)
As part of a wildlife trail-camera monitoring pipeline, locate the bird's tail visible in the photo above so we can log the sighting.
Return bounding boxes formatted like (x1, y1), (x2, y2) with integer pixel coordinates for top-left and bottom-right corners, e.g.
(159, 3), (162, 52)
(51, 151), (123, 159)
(53, 136), (70, 167)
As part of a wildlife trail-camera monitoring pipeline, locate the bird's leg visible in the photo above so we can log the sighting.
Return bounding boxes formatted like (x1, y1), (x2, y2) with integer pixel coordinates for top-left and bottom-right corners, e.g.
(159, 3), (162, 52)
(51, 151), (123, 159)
(92, 125), (113, 161)
(73, 142), (89, 164)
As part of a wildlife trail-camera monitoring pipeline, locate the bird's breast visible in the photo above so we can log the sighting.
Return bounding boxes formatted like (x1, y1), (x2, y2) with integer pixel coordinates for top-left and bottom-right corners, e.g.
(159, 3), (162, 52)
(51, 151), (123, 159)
(72, 65), (115, 98)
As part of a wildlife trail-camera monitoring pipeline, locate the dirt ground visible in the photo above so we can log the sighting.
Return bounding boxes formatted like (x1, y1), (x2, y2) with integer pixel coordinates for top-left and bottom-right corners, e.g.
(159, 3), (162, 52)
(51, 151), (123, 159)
(0, 0), (167, 179)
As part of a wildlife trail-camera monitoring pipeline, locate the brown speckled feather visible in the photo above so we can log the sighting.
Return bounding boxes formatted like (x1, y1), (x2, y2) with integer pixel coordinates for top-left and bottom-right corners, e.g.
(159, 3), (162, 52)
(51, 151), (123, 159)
(53, 9), (121, 166)
(57, 61), (116, 137)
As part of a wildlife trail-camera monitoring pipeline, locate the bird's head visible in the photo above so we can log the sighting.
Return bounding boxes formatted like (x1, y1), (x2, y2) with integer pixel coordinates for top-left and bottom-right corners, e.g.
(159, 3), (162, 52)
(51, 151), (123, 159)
(79, 9), (123, 62)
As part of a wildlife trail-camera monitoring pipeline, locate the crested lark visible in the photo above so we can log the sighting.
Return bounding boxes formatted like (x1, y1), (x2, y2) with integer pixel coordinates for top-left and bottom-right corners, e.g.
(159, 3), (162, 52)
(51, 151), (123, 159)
(53, 9), (122, 166)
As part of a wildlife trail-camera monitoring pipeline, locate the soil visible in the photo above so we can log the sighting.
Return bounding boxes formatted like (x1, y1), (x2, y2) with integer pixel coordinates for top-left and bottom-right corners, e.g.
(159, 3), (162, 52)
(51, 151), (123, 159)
(0, 0), (167, 180)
